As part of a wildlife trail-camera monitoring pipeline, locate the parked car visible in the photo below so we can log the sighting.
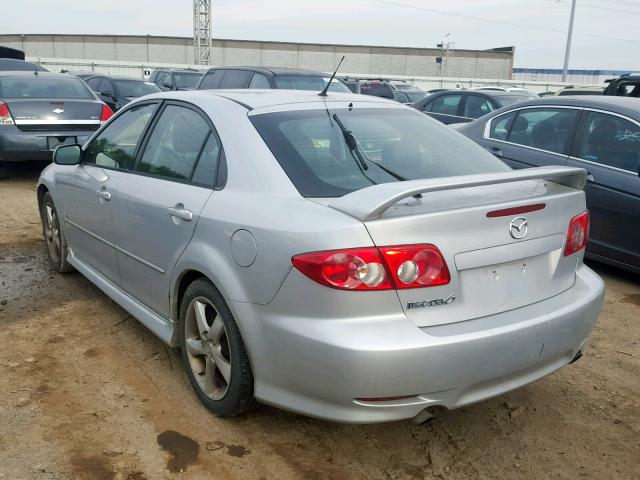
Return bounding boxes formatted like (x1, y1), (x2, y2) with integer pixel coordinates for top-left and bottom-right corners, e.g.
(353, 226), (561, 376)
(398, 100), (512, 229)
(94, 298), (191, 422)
(603, 73), (640, 97)
(474, 85), (534, 96)
(555, 85), (604, 96)
(84, 74), (161, 111)
(0, 71), (112, 177)
(456, 96), (640, 273)
(197, 66), (350, 93)
(393, 89), (428, 104)
(341, 78), (394, 99)
(0, 58), (48, 72)
(37, 89), (603, 423)
(412, 89), (536, 124)
(0, 46), (26, 60)
(149, 68), (204, 91)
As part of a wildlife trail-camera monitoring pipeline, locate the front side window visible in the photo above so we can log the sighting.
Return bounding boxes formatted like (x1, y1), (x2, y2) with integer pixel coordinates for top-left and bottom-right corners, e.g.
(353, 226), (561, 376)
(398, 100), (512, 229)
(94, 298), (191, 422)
(99, 78), (114, 96)
(506, 108), (578, 154)
(579, 112), (640, 173)
(219, 70), (253, 89)
(428, 95), (462, 116)
(0, 76), (93, 99)
(250, 107), (510, 197)
(136, 105), (211, 181)
(85, 103), (157, 169)
(464, 95), (494, 119)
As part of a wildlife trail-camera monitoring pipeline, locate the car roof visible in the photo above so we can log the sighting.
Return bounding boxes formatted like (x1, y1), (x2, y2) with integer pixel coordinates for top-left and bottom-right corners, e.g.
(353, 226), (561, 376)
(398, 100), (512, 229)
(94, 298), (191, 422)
(493, 96), (640, 118)
(0, 70), (78, 78)
(85, 74), (149, 81)
(154, 68), (202, 74)
(143, 89), (395, 110)
(0, 59), (48, 72)
(204, 66), (330, 77)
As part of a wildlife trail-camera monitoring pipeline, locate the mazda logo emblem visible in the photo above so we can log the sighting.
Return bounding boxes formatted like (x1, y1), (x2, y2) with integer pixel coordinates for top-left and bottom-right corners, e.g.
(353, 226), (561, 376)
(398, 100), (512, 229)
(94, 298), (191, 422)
(509, 217), (528, 239)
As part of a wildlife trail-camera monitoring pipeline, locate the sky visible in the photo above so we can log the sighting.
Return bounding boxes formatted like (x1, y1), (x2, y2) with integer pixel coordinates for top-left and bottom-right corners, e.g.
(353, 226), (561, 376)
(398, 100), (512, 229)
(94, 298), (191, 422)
(2, 0), (639, 71)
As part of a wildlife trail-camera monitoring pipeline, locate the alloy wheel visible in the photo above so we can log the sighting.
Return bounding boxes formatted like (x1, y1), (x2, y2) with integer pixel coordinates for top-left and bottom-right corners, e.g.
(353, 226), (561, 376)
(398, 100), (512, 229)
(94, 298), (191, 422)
(44, 203), (61, 264)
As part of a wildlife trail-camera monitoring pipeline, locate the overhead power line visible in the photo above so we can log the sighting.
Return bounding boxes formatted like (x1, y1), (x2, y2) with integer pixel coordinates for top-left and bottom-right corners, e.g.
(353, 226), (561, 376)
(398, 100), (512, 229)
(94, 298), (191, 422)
(368, 0), (640, 44)
(546, 0), (640, 16)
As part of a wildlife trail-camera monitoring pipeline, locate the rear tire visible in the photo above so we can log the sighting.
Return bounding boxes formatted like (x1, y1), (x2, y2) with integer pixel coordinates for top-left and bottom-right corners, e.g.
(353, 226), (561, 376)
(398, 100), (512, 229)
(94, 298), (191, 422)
(179, 278), (256, 417)
(40, 192), (74, 273)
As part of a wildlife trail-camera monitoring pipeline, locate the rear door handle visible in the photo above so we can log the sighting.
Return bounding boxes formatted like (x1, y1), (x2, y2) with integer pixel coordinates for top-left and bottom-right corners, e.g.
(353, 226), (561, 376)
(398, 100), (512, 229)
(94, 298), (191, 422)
(489, 146), (503, 158)
(96, 190), (111, 201)
(586, 172), (595, 182)
(167, 205), (193, 222)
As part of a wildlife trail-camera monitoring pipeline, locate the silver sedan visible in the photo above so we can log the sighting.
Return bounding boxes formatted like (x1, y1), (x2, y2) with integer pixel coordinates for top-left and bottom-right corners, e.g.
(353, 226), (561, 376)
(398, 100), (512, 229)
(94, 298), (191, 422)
(37, 90), (604, 424)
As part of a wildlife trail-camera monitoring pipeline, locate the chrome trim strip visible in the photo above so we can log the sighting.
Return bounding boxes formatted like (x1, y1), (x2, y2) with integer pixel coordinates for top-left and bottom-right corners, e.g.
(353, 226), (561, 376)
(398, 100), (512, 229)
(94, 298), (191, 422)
(65, 217), (165, 274)
(14, 119), (100, 125)
(568, 156), (637, 175)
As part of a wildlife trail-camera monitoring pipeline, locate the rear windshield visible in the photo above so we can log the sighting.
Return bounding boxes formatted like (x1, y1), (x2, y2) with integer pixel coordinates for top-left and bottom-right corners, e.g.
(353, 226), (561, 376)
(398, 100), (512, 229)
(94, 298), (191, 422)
(174, 72), (202, 89)
(273, 75), (351, 93)
(114, 80), (161, 98)
(251, 107), (510, 197)
(0, 76), (93, 99)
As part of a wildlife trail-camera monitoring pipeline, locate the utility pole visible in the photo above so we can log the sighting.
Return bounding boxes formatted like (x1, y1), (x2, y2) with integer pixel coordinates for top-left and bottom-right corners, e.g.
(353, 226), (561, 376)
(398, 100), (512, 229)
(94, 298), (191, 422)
(561, 0), (577, 82)
(193, 0), (212, 65)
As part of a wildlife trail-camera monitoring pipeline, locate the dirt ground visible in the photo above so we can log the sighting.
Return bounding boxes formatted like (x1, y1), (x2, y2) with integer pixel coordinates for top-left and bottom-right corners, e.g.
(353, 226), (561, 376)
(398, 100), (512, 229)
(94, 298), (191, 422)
(1, 164), (639, 480)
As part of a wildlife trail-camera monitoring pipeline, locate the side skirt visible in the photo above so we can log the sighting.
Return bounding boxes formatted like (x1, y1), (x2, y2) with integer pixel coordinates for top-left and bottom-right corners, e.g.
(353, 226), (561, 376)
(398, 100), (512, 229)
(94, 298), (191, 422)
(67, 248), (177, 346)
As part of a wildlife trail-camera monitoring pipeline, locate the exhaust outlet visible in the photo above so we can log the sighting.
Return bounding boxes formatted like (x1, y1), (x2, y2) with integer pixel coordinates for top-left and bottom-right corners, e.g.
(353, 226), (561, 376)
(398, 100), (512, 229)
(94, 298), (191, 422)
(411, 408), (434, 425)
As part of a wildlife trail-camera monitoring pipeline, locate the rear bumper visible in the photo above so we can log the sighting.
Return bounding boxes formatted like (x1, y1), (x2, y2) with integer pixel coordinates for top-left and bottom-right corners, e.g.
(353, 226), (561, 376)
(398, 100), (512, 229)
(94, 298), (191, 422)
(0, 127), (95, 162)
(231, 264), (604, 424)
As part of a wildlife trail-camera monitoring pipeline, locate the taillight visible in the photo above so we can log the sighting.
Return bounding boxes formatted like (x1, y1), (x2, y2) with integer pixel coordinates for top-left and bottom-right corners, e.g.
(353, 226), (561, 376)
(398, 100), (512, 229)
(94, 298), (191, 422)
(0, 101), (14, 125)
(292, 244), (450, 291)
(380, 244), (450, 289)
(564, 211), (590, 256)
(100, 103), (114, 123)
(292, 247), (392, 291)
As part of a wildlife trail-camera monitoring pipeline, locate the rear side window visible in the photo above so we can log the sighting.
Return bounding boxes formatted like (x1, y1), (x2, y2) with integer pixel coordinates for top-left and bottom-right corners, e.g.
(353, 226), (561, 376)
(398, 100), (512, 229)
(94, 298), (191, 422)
(198, 70), (222, 90)
(464, 95), (494, 119)
(219, 70), (253, 89)
(579, 112), (640, 172)
(506, 108), (578, 154)
(136, 105), (211, 181)
(85, 103), (157, 169)
(428, 95), (462, 115)
(0, 76), (93, 99)
(250, 107), (509, 197)
(489, 111), (518, 140)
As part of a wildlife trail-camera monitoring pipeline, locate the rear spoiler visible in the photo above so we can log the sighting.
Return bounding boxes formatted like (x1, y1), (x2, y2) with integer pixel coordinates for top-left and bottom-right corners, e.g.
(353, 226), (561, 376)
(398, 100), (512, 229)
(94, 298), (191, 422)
(328, 166), (587, 221)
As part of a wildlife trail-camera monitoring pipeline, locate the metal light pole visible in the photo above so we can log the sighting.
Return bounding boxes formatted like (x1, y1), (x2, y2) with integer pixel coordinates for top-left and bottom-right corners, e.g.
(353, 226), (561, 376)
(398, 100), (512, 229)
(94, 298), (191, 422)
(561, 0), (577, 82)
(193, 0), (212, 65)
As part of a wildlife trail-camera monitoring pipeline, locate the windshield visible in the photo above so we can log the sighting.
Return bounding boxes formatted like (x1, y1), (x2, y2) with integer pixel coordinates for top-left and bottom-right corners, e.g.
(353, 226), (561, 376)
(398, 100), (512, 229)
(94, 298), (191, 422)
(0, 76), (93, 99)
(173, 72), (202, 89)
(250, 107), (510, 197)
(114, 80), (161, 98)
(404, 91), (428, 103)
(273, 75), (351, 93)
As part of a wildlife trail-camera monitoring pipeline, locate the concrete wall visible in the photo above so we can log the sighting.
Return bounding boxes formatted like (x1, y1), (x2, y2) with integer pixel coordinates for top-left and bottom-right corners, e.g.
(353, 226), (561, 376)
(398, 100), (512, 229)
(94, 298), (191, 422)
(0, 34), (514, 79)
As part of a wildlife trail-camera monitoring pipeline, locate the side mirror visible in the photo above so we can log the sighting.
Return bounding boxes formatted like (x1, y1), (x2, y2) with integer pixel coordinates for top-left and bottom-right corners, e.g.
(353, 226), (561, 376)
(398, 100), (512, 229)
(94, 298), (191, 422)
(53, 144), (82, 165)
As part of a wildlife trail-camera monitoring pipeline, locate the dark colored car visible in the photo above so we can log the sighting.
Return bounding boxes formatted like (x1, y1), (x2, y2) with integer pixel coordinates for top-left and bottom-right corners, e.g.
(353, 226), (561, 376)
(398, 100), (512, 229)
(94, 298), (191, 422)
(340, 78), (394, 99)
(456, 96), (640, 273)
(0, 46), (26, 60)
(412, 89), (536, 124)
(0, 71), (112, 175)
(0, 58), (48, 72)
(149, 68), (204, 91)
(196, 66), (351, 92)
(604, 73), (640, 97)
(84, 75), (161, 111)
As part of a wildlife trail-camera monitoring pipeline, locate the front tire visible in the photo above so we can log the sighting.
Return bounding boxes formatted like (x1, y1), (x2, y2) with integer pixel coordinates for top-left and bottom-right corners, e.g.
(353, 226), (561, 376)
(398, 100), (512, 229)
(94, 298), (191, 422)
(179, 278), (255, 416)
(40, 192), (74, 273)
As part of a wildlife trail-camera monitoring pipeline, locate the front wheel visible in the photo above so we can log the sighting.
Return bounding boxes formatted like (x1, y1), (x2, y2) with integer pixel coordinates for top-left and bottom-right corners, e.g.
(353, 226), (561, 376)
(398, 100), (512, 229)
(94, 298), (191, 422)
(179, 278), (256, 416)
(40, 192), (74, 273)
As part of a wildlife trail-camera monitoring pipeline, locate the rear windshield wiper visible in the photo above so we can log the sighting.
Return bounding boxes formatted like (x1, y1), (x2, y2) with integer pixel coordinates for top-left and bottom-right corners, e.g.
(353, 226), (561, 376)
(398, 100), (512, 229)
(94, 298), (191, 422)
(332, 113), (408, 182)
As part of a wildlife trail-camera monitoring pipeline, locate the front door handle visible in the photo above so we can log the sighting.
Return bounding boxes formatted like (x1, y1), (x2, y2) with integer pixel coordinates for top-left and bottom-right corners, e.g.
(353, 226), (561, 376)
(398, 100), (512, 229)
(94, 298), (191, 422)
(96, 189), (111, 201)
(586, 172), (595, 182)
(168, 205), (193, 222)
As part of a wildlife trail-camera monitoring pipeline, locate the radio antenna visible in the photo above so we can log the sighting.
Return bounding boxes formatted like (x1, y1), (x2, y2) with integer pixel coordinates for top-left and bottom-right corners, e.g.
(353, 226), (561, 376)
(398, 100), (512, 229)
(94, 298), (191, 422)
(319, 56), (345, 97)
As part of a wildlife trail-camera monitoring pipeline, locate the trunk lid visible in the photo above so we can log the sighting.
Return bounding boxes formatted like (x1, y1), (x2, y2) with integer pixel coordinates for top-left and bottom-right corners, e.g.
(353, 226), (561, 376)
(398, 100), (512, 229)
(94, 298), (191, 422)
(7, 99), (102, 132)
(327, 167), (588, 327)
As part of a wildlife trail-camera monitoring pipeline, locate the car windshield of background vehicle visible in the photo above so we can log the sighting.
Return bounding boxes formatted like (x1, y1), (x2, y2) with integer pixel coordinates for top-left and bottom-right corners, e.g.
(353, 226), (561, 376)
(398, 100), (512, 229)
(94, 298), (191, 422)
(0, 76), (93, 99)
(251, 107), (510, 197)
(114, 80), (161, 97)
(173, 73), (202, 89)
(274, 76), (351, 93)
